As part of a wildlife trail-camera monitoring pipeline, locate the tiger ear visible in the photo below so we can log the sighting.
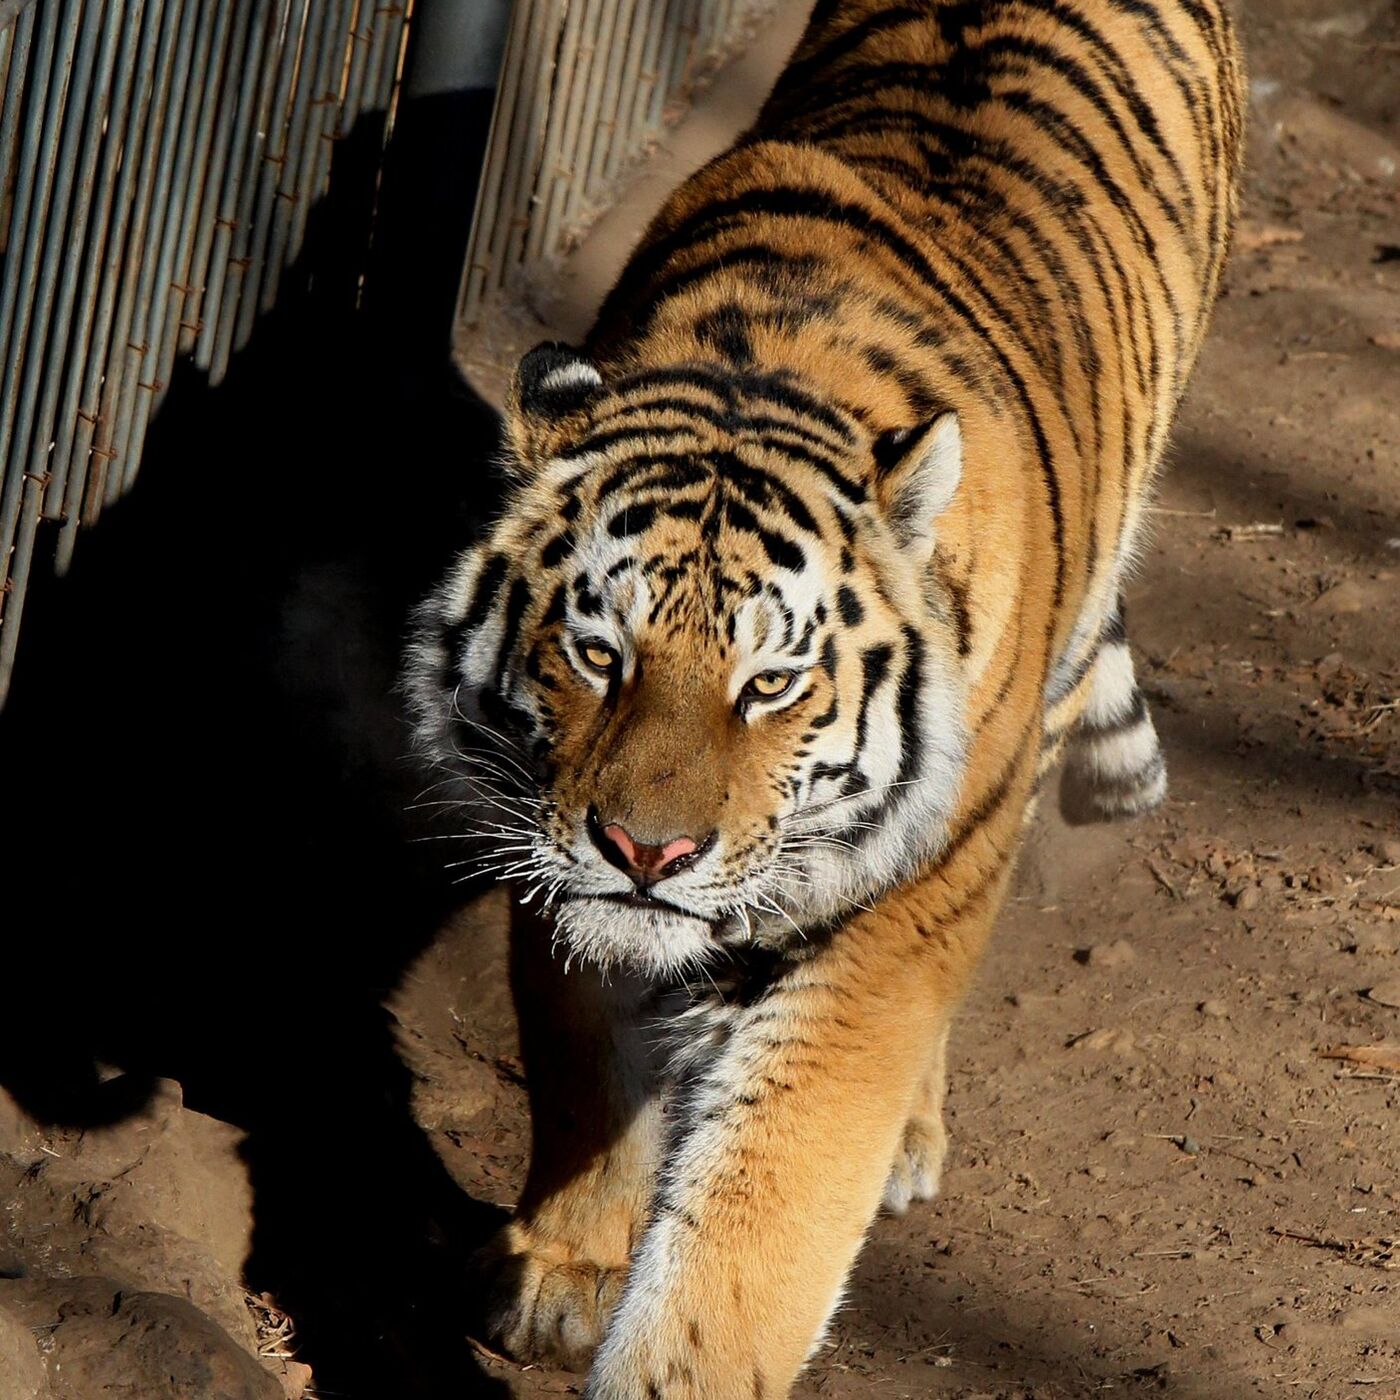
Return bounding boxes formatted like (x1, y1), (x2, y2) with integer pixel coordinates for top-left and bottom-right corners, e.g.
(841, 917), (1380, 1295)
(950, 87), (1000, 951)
(872, 412), (962, 556)
(504, 342), (604, 471)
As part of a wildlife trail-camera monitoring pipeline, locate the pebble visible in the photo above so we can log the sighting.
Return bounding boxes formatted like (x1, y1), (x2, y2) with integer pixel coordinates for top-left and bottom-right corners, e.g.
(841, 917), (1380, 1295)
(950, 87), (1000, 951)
(1073, 1027), (1137, 1056)
(278, 1361), (315, 1399)
(1364, 978), (1400, 1009)
(1233, 885), (1262, 910)
(1369, 838), (1400, 866)
(1309, 578), (1367, 615)
(1080, 938), (1137, 970)
(1199, 998), (1229, 1019)
(1008, 989), (1053, 1010)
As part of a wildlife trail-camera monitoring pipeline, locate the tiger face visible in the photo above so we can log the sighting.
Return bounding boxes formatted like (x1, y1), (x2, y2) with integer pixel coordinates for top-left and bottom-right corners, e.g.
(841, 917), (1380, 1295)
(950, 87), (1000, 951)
(407, 345), (969, 976)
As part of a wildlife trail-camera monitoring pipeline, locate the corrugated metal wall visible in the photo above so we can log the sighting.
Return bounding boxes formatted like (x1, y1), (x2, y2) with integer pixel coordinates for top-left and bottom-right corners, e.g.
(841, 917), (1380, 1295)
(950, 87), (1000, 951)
(0, 0), (412, 706)
(456, 0), (777, 338)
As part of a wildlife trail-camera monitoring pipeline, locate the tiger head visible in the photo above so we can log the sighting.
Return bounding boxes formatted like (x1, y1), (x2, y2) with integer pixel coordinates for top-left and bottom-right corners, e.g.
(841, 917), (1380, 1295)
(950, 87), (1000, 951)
(406, 344), (969, 976)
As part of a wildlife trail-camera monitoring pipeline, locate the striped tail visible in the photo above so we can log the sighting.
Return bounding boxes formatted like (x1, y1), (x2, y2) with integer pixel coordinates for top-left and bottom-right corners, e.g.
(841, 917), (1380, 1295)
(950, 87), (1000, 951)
(1058, 609), (1168, 825)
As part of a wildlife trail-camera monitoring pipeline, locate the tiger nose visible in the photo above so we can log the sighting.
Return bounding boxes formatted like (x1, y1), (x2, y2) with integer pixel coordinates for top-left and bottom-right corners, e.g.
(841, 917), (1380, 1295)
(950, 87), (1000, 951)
(589, 815), (702, 884)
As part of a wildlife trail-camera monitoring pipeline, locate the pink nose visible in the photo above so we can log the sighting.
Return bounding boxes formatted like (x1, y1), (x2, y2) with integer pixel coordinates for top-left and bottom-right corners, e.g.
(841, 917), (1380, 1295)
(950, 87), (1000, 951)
(598, 822), (699, 882)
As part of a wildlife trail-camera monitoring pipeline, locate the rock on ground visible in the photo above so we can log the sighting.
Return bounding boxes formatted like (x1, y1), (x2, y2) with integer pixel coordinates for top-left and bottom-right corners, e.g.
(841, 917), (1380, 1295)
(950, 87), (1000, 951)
(0, 1278), (281, 1400)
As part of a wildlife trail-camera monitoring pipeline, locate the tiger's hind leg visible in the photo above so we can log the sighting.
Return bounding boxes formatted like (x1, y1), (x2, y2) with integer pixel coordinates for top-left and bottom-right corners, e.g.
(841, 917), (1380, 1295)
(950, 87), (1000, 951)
(1059, 607), (1168, 824)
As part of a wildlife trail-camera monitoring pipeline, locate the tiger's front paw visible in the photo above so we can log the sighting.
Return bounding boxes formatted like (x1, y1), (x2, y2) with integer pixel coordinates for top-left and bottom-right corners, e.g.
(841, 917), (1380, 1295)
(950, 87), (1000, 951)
(883, 1111), (948, 1214)
(471, 1220), (628, 1371)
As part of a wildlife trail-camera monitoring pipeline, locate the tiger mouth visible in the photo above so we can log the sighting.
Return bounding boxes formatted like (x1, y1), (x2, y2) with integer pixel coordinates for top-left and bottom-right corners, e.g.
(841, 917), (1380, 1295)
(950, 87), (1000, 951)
(563, 889), (712, 920)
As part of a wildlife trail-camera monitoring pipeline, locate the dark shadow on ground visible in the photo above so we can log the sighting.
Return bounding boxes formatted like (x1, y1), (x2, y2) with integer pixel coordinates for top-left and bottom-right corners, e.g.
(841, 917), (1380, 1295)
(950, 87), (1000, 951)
(0, 84), (512, 1399)
(1169, 423), (1396, 565)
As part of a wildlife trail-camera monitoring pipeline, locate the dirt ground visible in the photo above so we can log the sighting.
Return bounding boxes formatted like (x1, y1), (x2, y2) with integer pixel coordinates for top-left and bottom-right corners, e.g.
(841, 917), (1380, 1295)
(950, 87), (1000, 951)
(2, 0), (1396, 1397)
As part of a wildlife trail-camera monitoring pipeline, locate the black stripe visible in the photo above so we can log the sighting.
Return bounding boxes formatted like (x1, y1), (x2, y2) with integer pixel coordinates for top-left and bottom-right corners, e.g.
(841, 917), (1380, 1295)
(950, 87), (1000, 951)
(629, 182), (1067, 600)
(894, 625), (925, 786)
(745, 412), (851, 455)
(758, 434), (867, 504)
(723, 498), (805, 570)
(694, 302), (755, 363)
(981, 33), (1189, 238)
(852, 643), (894, 763)
(806, 102), (1156, 408)
(1079, 686), (1148, 737)
(541, 583), (567, 627)
(599, 394), (731, 430)
(571, 422), (704, 458)
(739, 369), (859, 444)
(462, 552), (508, 633)
(597, 451), (709, 500)
(930, 723), (1036, 876)
(597, 244), (821, 340)
(540, 531), (573, 568)
(720, 453), (820, 534)
(494, 577), (532, 688)
(1014, 0), (1192, 200)
(935, 560), (972, 658)
(1086, 750), (1166, 794)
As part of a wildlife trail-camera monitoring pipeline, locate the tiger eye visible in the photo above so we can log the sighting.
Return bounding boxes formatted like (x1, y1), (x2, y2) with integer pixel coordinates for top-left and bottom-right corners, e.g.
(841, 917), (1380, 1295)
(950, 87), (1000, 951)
(582, 642), (618, 673)
(749, 671), (793, 698)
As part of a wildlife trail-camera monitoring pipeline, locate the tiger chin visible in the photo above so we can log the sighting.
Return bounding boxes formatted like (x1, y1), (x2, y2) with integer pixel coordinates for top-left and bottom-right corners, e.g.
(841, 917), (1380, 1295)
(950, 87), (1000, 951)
(404, 0), (1244, 1394)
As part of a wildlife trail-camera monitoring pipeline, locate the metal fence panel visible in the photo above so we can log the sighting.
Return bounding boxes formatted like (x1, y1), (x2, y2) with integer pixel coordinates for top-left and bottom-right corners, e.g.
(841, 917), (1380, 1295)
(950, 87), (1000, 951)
(455, 0), (778, 338)
(0, 0), (414, 706)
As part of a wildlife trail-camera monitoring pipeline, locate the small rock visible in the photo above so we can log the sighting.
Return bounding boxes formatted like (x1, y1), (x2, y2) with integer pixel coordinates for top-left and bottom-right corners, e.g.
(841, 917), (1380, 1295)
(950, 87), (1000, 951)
(1079, 939), (1137, 970)
(1310, 866), (1341, 894)
(1199, 998), (1229, 1019)
(1008, 989), (1053, 1010)
(1334, 1304), (1397, 1335)
(1180, 1135), (1202, 1156)
(1234, 221), (1303, 253)
(0, 1280), (280, 1400)
(1364, 978), (1400, 1009)
(1369, 838), (1400, 866)
(1259, 871), (1285, 894)
(1308, 579), (1367, 615)
(1233, 885), (1262, 911)
(1072, 1027), (1136, 1056)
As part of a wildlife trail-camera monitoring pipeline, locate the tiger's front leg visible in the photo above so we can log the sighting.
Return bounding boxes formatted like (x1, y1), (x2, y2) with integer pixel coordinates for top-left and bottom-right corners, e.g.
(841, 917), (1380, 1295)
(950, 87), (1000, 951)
(476, 907), (664, 1370)
(586, 886), (990, 1399)
(885, 1017), (952, 1214)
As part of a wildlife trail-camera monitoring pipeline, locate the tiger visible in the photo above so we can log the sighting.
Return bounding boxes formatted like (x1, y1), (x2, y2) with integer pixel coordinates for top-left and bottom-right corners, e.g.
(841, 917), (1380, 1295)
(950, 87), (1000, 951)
(404, 0), (1245, 1393)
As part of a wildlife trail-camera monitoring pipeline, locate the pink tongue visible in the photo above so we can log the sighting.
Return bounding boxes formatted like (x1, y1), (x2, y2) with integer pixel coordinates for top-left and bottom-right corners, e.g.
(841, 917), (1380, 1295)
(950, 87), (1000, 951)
(659, 836), (697, 864)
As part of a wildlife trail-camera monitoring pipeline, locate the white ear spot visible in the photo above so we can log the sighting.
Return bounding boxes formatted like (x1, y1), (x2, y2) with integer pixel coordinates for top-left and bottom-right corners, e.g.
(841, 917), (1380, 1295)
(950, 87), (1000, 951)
(537, 361), (603, 395)
(881, 411), (962, 553)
